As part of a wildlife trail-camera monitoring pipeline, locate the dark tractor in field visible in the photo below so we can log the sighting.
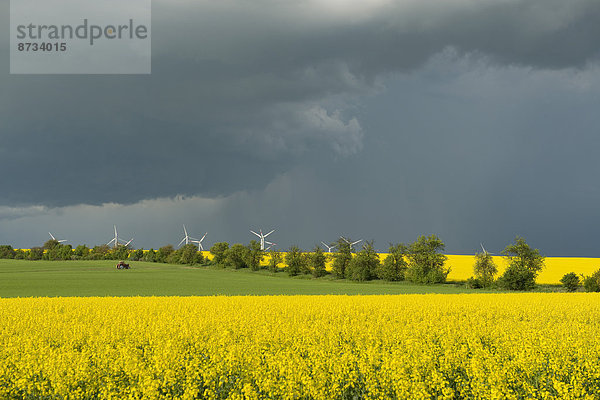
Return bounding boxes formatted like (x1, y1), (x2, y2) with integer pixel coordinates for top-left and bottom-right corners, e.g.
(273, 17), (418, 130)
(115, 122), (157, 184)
(116, 261), (130, 270)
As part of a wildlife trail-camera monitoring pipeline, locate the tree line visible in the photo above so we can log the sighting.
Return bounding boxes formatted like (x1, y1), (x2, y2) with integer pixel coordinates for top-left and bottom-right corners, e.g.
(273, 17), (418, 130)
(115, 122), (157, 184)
(0, 241), (205, 265)
(1, 235), (599, 291)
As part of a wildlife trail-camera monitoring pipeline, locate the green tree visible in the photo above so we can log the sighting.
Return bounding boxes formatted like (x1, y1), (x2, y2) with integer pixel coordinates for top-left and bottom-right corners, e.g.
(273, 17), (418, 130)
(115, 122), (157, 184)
(89, 245), (110, 260)
(0, 245), (16, 259)
(130, 248), (144, 261)
(583, 269), (600, 292)
(43, 239), (60, 251)
(331, 238), (352, 279)
(44, 243), (73, 261)
(473, 251), (497, 288)
(210, 242), (230, 266)
(43, 245), (58, 260)
(74, 245), (90, 259)
(178, 244), (203, 265)
(143, 249), (156, 262)
(498, 236), (544, 291)
(285, 246), (305, 276)
(267, 250), (283, 273)
(499, 264), (536, 291)
(405, 235), (450, 284)
(502, 236), (544, 275)
(346, 241), (380, 281)
(57, 244), (73, 260)
(224, 244), (249, 269)
(156, 245), (175, 263)
(166, 248), (183, 264)
(376, 243), (407, 281)
(27, 247), (44, 260)
(245, 240), (263, 271)
(111, 245), (130, 261)
(308, 246), (327, 278)
(560, 272), (581, 292)
(301, 254), (312, 275)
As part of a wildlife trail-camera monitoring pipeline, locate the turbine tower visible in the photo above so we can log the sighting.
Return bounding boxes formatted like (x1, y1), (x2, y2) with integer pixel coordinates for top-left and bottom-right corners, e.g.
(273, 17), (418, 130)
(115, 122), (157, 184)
(321, 241), (337, 253)
(250, 229), (275, 251)
(48, 232), (67, 243)
(341, 236), (362, 251)
(107, 225), (133, 248)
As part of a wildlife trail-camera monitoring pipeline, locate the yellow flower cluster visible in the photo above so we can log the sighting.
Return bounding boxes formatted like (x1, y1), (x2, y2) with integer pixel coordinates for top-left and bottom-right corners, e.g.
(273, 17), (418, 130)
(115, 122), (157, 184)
(1, 294), (599, 399)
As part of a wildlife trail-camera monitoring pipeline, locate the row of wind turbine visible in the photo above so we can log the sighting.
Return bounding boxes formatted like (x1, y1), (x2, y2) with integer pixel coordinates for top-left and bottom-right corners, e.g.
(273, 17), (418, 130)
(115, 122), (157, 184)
(44, 227), (497, 255)
(320, 236), (363, 253)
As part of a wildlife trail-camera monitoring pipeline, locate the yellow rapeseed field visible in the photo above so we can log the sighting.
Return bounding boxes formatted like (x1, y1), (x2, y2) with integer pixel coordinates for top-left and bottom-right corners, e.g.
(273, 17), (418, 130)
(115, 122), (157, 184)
(442, 255), (600, 284)
(1, 294), (600, 399)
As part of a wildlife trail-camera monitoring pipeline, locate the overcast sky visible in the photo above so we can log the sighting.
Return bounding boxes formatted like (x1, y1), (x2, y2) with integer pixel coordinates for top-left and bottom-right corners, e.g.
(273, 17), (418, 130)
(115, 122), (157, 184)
(2, 0), (600, 255)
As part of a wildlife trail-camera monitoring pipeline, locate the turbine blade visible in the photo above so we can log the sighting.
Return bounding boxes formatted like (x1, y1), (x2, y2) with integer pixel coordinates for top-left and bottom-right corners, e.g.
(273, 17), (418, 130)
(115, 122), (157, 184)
(201, 233), (207, 241)
(264, 230), (275, 237)
(250, 230), (260, 237)
(178, 238), (186, 246)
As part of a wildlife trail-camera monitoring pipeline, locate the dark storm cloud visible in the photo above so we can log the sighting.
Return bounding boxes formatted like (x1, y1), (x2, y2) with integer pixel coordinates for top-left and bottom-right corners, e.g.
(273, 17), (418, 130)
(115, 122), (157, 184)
(1, 0), (599, 208)
(1, 54), (600, 255)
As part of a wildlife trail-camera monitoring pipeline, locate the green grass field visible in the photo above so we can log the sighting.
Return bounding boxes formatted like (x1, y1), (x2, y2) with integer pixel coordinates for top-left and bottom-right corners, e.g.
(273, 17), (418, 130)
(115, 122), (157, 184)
(0, 259), (479, 297)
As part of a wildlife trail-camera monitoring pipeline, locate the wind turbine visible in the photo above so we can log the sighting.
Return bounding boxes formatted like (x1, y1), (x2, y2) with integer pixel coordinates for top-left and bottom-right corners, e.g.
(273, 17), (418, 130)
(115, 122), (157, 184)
(341, 236), (362, 251)
(264, 241), (277, 251)
(48, 232), (67, 243)
(250, 229), (275, 251)
(107, 225), (133, 248)
(178, 225), (194, 246)
(321, 241), (337, 253)
(179, 225), (207, 250)
(480, 243), (497, 255)
(191, 232), (208, 251)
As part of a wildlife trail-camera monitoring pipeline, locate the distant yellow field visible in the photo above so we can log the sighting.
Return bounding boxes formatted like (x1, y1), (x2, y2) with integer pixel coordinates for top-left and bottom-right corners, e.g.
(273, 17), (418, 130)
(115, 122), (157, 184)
(201, 251), (600, 284)
(444, 255), (600, 284)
